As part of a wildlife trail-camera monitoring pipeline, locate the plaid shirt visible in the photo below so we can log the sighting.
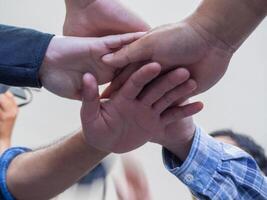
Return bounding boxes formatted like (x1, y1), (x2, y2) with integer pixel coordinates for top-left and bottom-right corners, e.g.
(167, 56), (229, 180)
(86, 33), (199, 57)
(163, 126), (267, 200)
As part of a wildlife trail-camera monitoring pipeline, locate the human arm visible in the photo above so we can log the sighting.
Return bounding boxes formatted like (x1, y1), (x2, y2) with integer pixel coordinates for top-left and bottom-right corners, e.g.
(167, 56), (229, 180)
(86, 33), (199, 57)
(0, 92), (18, 154)
(1, 64), (199, 200)
(64, 0), (150, 37)
(151, 114), (267, 199)
(0, 24), (143, 99)
(101, 0), (267, 97)
(80, 63), (201, 153)
(0, 131), (108, 200)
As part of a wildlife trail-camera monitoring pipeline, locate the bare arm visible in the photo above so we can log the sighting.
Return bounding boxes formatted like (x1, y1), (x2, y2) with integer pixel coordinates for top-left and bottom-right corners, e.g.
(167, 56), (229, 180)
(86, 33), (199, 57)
(0, 92), (18, 154)
(189, 0), (267, 51)
(6, 131), (108, 200)
(102, 0), (267, 97)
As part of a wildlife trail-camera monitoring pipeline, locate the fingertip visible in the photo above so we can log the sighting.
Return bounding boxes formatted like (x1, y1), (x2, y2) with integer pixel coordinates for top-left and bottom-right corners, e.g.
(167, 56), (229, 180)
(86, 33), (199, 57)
(83, 73), (97, 86)
(189, 101), (204, 114)
(144, 62), (162, 75)
(187, 79), (198, 91)
(5, 91), (13, 98)
(102, 53), (114, 64)
(176, 68), (190, 80)
(196, 101), (204, 111)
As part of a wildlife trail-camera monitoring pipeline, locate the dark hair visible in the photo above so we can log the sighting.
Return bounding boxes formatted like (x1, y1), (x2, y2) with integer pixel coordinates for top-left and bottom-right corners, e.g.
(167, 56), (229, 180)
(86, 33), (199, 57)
(210, 129), (267, 175)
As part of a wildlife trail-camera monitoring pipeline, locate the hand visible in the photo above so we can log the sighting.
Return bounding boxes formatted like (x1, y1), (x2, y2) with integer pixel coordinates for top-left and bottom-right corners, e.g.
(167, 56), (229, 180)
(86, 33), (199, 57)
(0, 92), (18, 153)
(81, 63), (199, 153)
(151, 100), (203, 161)
(39, 32), (144, 100)
(102, 21), (233, 97)
(64, 0), (150, 37)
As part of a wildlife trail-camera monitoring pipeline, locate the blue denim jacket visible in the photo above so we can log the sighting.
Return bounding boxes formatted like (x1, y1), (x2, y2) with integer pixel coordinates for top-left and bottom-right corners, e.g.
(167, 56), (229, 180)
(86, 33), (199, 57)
(0, 24), (54, 87)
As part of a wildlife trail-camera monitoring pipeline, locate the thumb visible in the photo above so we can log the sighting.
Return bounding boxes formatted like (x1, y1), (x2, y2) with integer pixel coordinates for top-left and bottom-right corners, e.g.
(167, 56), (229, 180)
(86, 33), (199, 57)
(81, 73), (100, 123)
(102, 37), (153, 68)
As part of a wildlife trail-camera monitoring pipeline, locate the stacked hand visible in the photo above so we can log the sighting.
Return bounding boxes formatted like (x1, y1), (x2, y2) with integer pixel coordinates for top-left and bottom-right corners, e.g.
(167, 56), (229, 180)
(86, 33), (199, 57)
(81, 63), (202, 153)
(64, 0), (150, 37)
(39, 32), (144, 100)
(62, 0), (204, 156)
(0, 92), (18, 153)
(102, 21), (233, 97)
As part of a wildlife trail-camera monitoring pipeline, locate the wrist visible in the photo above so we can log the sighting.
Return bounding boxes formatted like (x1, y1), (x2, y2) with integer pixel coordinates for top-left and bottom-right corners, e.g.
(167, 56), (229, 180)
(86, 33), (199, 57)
(0, 139), (11, 154)
(163, 124), (196, 162)
(187, 0), (267, 52)
(77, 131), (109, 159)
(65, 0), (96, 10)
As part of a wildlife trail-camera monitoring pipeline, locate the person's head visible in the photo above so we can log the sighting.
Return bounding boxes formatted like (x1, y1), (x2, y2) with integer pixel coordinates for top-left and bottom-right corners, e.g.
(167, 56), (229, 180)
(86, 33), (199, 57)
(210, 129), (267, 176)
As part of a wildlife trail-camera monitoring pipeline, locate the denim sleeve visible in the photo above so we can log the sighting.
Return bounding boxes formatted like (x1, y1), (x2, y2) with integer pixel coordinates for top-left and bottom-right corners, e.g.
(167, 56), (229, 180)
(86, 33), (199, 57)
(0, 24), (54, 87)
(0, 147), (31, 200)
(163, 126), (267, 200)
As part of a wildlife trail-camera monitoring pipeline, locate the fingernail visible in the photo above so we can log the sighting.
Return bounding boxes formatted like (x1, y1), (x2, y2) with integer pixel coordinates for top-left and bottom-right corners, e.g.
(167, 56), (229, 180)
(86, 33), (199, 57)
(102, 54), (113, 62)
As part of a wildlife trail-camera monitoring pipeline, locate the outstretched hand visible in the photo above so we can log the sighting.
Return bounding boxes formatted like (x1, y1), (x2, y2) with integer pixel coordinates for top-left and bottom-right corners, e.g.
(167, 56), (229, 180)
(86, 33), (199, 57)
(102, 21), (233, 97)
(39, 32), (144, 100)
(81, 63), (201, 153)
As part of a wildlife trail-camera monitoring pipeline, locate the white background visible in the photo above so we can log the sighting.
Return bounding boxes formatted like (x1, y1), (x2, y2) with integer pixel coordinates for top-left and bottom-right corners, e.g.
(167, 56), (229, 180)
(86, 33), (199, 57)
(0, 0), (266, 199)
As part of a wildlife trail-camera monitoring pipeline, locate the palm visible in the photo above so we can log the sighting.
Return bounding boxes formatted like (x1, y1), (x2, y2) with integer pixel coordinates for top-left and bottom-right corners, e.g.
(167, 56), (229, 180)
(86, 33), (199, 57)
(81, 63), (200, 153)
(82, 94), (163, 153)
(64, 0), (149, 37)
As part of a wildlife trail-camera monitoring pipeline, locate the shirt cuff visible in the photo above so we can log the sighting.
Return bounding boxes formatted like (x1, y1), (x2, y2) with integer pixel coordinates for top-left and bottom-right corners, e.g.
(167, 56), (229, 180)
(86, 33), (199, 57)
(162, 126), (223, 196)
(0, 24), (54, 88)
(0, 147), (31, 200)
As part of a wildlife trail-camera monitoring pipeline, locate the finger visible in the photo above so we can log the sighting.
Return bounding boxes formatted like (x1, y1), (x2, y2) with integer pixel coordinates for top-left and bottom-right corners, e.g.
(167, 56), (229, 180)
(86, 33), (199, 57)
(80, 73), (100, 123)
(0, 94), (11, 112)
(119, 62), (161, 100)
(103, 32), (146, 50)
(101, 63), (143, 99)
(102, 36), (152, 68)
(154, 79), (197, 113)
(139, 68), (190, 106)
(161, 102), (204, 125)
(5, 91), (17, 106)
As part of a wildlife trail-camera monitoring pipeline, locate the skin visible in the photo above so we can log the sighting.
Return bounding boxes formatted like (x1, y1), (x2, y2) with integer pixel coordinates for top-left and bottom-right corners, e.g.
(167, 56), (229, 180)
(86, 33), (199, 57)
(151, 105), (200, 161)
(0, 92), (18, 154)
(39, 32), (144, 100)
(7, 64), (200, 200)
(63, 0), (150, 37)
(81, 64), (201, 153)
(101, 0), (267, 97)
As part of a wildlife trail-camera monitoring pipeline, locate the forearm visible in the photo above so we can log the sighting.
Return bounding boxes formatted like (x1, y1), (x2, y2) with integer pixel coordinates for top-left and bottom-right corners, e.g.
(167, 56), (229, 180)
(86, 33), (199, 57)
(0, 139), (11, 154)
(6, 131), (108, 200)
(188, 0), (267, 51)
(163, 127), (267, 199)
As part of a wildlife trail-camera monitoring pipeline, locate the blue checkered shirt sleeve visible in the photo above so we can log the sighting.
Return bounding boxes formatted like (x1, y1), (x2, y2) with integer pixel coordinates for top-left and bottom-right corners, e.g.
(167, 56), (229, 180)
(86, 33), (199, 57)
(163, 126), (267, 200)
